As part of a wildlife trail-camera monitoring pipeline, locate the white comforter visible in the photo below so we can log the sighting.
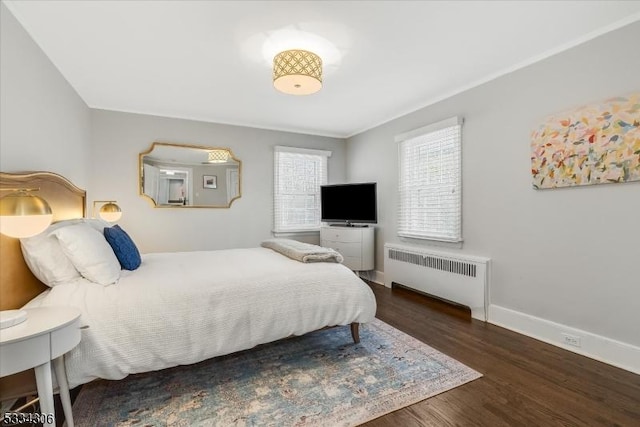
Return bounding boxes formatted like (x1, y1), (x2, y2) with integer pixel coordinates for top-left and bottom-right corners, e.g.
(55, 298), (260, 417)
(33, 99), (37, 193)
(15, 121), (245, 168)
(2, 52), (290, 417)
(25, 248), (376, 388)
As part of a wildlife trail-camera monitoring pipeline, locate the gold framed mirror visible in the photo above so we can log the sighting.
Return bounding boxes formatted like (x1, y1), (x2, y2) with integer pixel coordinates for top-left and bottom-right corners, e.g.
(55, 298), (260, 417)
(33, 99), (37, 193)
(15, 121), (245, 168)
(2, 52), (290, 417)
(139, 142), (241, 208)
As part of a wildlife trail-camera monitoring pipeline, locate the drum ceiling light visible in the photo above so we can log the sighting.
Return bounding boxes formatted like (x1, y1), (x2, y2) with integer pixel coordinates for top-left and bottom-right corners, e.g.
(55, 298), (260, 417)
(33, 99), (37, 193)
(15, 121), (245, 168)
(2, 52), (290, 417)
(208, 150), (229, 163)
(273, 49), (323, 95)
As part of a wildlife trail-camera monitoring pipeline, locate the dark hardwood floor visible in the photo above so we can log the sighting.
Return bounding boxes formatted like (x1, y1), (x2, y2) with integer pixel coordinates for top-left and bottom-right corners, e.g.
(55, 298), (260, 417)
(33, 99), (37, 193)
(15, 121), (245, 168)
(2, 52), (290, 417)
(365, 282), (640, 427)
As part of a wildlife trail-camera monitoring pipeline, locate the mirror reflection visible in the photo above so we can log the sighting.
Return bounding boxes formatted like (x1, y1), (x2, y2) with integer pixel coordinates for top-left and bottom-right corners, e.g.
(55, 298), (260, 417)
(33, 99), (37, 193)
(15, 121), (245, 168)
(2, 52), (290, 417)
(139, 142), (241, 208)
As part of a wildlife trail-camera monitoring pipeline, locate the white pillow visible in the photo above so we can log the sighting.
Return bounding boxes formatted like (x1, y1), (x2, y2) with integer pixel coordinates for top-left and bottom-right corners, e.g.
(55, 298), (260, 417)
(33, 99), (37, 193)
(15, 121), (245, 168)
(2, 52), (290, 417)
(82, 218), (112, 234)
(52, 223), (121, 286)
(20, 220), (83, 287)
(19, 218), (113, 287)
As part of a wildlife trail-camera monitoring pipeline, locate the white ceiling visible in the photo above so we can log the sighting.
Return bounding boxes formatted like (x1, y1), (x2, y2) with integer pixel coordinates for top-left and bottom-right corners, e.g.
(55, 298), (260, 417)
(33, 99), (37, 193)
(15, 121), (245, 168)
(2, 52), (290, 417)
(4, 1), (640, 138)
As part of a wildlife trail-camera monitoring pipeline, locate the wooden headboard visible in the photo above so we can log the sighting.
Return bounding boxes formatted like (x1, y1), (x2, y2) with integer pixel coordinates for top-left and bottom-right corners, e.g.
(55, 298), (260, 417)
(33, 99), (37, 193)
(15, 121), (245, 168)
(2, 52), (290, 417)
(0, 171), (86, 310)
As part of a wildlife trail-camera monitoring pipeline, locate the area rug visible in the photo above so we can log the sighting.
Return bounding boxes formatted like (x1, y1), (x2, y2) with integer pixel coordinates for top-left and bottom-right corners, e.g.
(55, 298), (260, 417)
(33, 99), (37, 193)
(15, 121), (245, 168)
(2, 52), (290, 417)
(72, 319), (481, 426)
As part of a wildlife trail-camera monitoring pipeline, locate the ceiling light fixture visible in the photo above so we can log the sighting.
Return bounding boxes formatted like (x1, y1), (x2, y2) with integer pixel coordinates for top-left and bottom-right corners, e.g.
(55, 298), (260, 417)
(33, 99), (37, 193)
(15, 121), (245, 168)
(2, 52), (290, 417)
(273, 49), (322, 95)
(207, 150), (229, 163)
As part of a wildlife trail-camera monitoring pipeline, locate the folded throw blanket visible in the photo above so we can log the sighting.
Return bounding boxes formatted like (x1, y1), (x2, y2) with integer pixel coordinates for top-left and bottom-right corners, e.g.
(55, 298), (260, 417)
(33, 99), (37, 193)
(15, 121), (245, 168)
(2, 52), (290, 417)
(261, 238), (344, 263)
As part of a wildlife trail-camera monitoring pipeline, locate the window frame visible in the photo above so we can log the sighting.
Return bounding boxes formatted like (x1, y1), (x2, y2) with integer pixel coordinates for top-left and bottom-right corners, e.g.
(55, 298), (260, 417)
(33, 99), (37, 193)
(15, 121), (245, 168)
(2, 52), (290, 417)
(395, 116), (463, 243)
(273, 145), (332, 234)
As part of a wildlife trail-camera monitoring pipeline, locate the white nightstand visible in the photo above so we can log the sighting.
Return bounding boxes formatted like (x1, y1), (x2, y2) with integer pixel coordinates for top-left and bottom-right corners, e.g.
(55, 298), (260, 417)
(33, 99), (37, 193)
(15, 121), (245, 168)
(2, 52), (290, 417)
(0, 307), (81, 427)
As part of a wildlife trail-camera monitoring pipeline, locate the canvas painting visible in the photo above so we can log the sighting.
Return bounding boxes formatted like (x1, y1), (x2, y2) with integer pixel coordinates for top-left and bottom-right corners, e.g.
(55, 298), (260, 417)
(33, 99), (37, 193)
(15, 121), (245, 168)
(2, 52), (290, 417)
(531, 93), (640, 189)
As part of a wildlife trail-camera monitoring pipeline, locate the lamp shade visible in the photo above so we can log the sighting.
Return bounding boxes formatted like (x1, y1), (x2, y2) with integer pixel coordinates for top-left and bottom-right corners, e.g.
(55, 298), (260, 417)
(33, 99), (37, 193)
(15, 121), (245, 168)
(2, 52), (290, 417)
(273, 49), (322, 95)
(0, 191), (53, 238)
(99, 202), (122, 222)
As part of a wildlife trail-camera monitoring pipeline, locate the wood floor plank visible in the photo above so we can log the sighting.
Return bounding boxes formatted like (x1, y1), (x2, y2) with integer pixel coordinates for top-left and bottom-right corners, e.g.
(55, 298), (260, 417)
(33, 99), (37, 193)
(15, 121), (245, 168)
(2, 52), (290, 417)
(364, 282), (640, 426)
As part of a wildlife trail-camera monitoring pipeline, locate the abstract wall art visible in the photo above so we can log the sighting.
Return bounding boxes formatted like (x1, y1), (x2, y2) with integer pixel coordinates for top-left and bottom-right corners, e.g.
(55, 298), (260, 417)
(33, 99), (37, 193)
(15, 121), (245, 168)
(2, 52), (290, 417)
(531, 93), (640, 189)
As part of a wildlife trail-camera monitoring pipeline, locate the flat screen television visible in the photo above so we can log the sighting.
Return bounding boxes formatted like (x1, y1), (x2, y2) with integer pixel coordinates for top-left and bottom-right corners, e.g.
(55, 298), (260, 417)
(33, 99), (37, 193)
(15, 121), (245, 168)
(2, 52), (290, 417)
(321, 182), (377, 226)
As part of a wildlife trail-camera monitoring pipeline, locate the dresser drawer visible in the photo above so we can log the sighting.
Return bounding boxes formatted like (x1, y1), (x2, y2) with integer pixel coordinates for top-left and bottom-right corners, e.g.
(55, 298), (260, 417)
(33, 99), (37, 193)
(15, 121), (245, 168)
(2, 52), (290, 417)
(342, 256), (363, 271)
(321, 240), (361, 257)
(320, 227), (362, 243)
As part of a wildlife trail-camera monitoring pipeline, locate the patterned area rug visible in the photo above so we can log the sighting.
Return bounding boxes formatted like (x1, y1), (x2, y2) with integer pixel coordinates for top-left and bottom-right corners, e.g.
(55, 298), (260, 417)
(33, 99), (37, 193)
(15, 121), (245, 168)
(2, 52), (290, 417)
(72, 319), (481, 426)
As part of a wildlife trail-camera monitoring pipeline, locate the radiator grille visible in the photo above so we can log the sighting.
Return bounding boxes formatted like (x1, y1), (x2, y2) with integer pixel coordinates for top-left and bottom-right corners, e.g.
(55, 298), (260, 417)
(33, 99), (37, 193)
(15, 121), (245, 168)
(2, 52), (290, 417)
(387, 248), (477, 278)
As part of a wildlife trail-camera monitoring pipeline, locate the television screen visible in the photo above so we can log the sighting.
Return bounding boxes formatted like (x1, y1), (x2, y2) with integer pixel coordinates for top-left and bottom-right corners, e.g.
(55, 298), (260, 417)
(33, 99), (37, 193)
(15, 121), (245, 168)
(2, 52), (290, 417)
(321, 183), (377, 224)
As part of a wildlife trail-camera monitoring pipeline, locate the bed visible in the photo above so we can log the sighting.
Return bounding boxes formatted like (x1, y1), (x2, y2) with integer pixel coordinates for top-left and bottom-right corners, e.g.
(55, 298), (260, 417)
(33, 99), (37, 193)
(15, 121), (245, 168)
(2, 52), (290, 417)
(0, 171), (376, 390)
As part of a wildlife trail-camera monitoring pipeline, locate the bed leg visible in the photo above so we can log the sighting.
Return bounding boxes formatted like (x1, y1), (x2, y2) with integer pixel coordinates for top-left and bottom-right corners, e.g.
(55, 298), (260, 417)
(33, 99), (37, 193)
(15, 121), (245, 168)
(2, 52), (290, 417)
(350, 322), (360, 343)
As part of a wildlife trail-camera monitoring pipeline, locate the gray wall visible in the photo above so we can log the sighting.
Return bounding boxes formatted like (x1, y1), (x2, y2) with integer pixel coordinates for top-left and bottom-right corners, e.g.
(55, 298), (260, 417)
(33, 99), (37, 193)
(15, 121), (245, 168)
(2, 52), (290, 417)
(192, 164), (235, 206)
(0, 1), (346, 254)
(346, 22), (640, 347)
(0, 4), (90, 187)
(90, 109), (346, 253)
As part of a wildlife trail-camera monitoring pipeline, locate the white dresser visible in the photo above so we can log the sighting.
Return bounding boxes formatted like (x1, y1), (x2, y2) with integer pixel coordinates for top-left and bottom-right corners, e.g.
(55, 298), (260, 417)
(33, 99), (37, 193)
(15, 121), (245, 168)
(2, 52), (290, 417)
(320, 225), (374, 271)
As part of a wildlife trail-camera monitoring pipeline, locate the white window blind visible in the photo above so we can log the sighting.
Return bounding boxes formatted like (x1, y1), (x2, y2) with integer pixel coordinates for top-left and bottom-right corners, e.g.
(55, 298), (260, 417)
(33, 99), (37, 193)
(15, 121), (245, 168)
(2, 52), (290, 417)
(274, 146), (331, 233)
(396, 117), (463, 242)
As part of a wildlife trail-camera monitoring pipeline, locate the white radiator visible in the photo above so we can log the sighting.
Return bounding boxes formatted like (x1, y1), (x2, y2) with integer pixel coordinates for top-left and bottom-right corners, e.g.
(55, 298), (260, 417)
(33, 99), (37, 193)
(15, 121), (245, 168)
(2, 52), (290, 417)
(384, 243), (490, 320)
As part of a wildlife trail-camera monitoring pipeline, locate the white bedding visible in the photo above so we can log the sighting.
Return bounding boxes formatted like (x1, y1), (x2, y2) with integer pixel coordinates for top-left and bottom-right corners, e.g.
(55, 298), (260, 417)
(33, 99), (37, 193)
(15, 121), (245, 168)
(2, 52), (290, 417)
(24, 247), (376, 388)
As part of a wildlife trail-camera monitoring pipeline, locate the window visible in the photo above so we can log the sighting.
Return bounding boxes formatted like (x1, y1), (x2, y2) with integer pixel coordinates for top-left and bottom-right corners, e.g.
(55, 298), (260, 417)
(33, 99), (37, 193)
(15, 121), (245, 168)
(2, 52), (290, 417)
(274, 146), (331, 233)
(396, 116), (463, 242)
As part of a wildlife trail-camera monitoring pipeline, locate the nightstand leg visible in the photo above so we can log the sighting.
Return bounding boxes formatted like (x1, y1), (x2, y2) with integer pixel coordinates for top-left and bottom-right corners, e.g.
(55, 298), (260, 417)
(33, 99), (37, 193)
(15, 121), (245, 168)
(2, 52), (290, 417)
(53, 356), (74, 427)
(34, 361), (55, 427)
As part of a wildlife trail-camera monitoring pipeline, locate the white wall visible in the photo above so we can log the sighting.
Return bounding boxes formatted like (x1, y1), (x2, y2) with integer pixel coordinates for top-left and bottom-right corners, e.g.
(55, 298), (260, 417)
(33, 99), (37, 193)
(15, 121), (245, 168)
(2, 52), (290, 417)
(90, 109), (346, 253)
(0, 4), (90, 187)
(346, 22), (640, 351)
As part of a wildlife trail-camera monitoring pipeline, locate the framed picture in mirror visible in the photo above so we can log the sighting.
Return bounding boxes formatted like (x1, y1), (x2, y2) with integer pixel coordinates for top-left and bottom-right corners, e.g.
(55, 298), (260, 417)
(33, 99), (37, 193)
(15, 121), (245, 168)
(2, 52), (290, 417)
(203, 175), (217, 189)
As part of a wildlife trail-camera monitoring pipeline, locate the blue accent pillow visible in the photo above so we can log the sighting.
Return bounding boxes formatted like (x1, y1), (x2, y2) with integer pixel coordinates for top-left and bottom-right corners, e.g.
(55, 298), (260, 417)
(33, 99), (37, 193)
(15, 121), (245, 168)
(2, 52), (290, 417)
(103, 225), (141, 271)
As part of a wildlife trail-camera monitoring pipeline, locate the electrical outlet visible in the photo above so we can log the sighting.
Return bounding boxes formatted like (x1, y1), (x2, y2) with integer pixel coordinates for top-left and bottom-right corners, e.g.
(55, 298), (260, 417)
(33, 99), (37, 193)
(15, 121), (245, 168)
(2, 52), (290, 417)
(561, 333), (582, 347)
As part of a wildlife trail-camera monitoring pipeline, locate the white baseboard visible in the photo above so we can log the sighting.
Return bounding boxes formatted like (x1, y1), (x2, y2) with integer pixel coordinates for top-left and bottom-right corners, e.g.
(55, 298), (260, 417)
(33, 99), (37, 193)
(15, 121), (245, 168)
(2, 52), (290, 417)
(489, 304), (640, 375)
